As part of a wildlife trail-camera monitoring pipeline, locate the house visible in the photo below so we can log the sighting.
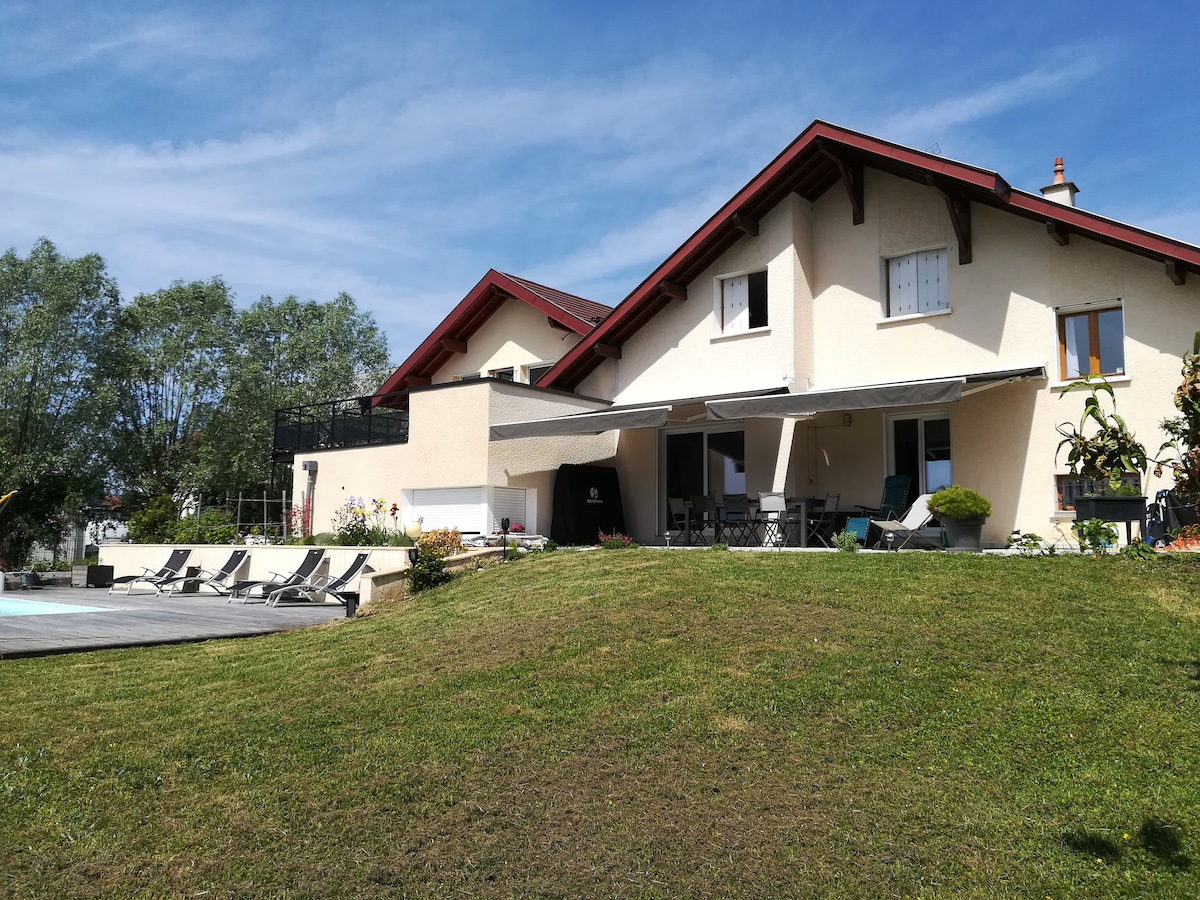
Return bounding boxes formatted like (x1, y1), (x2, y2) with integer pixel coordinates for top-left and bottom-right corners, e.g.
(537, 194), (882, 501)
(285, 120), (1200, 547)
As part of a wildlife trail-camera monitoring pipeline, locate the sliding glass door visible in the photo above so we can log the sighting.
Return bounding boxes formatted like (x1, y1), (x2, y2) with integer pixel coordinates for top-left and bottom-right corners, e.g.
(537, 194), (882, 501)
(663, 429), (745, 529)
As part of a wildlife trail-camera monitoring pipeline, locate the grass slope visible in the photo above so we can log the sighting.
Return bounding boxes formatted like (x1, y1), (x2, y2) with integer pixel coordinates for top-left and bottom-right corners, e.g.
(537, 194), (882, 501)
(2, 551), (1199, 898)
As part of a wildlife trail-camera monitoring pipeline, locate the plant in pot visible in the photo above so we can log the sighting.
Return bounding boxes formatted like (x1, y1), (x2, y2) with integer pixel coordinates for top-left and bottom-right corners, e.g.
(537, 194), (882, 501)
(1056, 375), (1150, 526)
(1153, 331), (1200, 528)
(927, 485), (992, 551)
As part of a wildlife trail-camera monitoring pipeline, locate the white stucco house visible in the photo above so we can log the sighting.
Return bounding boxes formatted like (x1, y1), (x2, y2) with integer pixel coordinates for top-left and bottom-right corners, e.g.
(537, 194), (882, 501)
(283, 120), (1200, 547)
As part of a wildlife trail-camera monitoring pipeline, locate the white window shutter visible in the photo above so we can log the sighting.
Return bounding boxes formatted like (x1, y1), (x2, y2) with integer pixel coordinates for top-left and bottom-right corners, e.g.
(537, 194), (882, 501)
(888, 255), (916, 316)
(722, 275), (749, 333)
(411, 487), (486, 533)
(491, 487), (527, 532)
(916, 249), (948, 313)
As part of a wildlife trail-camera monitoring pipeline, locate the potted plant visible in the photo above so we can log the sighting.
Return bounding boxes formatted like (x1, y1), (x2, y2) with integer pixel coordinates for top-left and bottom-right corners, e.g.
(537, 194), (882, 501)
(927, 485), (992, 551)
(1056, 375), (1150, 526)
(1154, 331), (1200, 527)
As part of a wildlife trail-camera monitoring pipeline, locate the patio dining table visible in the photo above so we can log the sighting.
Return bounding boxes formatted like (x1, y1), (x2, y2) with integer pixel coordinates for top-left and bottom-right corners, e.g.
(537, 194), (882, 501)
(700, 497), (822, 547)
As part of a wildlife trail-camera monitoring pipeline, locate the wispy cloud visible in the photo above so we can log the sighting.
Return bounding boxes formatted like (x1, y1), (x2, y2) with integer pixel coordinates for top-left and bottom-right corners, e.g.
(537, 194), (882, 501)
(879, 51), (1104, 144)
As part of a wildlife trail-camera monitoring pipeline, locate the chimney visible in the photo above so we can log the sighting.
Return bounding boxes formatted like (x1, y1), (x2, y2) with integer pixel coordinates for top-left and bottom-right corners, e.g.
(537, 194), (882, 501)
(1040, 157), (1079, 207)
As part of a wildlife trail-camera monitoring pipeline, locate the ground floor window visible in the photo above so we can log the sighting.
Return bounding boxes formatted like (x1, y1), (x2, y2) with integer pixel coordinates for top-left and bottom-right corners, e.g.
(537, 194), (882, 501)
(889, 413), (951, 506)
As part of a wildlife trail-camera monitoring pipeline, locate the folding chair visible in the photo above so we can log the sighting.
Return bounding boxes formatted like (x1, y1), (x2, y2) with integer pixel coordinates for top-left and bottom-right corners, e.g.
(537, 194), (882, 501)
(807, 493), (841, 547)
(856, 474), (912, 521)
(719, 493), (756, 546)
(871, 494), (940, 550)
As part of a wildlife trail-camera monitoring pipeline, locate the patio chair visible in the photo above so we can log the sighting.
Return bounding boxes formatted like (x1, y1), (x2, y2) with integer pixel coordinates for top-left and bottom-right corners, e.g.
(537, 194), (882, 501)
(757, 492), (793, 548)
(855, 474), (912, 521)
(842, 517), (871, 545)
(688, 495), (719, 545)
(109, 548), (193, 595)
(871, 494), (939, 550)
(266, 552), (371, 607)
(229, 548), (326, 604)
(807, 493), (841, 547)
(720, 493), (755, 545)
(667, 497), (689, 542)
(158, 549), (249, 597)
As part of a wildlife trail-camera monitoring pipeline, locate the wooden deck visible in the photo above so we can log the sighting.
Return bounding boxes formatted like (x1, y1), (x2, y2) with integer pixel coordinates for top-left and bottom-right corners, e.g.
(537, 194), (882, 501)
(0, 586), (348, 659)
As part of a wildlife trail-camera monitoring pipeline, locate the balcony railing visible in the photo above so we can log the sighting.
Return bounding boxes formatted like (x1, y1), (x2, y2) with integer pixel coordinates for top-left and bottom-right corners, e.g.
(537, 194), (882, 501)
(273, 391), (409, 462)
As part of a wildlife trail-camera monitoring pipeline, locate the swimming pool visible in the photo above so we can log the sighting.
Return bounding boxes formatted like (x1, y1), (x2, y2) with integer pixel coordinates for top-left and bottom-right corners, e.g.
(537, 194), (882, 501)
(0, 596), (110, 617)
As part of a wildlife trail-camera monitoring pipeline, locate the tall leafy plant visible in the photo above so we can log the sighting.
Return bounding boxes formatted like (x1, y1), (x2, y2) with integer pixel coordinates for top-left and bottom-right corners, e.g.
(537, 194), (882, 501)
(1056, 376), (1149, 494)
(1154, 331), (1200, 503)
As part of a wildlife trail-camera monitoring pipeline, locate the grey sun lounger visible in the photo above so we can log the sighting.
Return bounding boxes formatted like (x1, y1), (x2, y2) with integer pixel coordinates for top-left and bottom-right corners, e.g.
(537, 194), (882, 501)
(229, 549), (326, 604)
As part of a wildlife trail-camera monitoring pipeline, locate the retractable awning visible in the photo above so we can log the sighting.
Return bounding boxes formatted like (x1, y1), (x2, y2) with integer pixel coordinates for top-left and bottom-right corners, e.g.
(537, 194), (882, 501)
(489, 404), (673, 440)
(706, 366), (1045, 420)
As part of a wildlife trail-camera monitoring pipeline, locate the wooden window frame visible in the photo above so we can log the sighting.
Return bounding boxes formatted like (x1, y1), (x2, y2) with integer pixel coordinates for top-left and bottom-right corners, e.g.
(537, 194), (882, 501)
(1057, 305), (1124, 380)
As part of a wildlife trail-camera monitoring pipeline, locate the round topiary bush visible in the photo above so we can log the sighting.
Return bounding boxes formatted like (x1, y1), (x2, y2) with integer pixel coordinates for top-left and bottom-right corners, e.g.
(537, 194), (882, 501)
(928, 485), (992, 521)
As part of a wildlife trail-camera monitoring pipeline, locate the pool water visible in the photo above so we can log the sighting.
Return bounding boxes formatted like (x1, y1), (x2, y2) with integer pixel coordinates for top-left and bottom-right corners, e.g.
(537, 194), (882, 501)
(0, 596), (110, 617)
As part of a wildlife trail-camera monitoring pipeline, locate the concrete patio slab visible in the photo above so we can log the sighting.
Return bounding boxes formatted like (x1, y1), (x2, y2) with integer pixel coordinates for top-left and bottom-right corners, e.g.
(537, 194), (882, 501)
(0, 585), (348, 659)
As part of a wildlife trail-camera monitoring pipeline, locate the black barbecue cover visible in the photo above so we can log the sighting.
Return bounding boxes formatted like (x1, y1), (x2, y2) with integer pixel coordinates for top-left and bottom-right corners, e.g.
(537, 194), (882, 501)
(550, 464), (626, 545)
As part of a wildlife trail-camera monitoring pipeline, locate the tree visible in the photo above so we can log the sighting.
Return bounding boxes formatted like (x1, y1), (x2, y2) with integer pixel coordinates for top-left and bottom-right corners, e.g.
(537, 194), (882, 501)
(105, 279), (236, 503)
(0, 238), (120, 565)
(190, 293), (390, 498)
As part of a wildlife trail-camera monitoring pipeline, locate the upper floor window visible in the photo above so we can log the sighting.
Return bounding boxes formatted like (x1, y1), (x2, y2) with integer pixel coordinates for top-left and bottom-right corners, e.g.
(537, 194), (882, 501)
(1058, 303), (1124, 380)
(718, 270), (768, 334)
(489, 367), (515, 382)
(887, 249), (948, 317)
(452, 372), (482, 382)
(526, 362), (554, 384)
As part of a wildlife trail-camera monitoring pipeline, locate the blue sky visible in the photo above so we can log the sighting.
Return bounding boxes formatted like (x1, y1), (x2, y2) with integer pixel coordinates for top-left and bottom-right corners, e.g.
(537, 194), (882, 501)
(3, 1), (1198, 364)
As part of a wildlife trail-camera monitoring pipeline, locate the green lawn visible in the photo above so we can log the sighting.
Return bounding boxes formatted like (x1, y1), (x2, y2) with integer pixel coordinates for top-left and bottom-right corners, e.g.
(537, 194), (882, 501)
(2, 551), (1199, 898)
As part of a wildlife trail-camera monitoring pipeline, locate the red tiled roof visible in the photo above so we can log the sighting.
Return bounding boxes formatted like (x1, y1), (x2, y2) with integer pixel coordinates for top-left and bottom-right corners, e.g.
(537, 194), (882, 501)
(374, 270), (611, 403)
(499, 273), (611, 324)
(542, 119), (1200, 391)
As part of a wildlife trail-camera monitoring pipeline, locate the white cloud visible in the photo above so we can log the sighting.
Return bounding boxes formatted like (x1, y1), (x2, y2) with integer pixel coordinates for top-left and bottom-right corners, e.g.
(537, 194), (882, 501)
(879, 52), (1103, 144)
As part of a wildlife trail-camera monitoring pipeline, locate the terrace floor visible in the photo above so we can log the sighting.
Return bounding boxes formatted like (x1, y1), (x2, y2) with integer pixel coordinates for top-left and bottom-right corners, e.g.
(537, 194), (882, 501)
(0, 585), (347, 659)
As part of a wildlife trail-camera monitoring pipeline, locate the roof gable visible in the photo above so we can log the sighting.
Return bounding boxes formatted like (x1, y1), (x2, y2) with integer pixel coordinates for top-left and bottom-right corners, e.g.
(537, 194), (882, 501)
(375, 270), (611, 399)
(542, 120), (1200, 391)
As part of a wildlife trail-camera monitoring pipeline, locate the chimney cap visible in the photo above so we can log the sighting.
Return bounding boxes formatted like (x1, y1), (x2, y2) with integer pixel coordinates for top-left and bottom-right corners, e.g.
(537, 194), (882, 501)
(1041, 156), (1079, 207)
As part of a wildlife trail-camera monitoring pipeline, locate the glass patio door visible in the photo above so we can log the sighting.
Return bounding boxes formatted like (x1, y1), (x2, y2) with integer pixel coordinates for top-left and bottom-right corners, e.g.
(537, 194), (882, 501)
(889, 414), (951, 507)
(663, 429), (746, 529)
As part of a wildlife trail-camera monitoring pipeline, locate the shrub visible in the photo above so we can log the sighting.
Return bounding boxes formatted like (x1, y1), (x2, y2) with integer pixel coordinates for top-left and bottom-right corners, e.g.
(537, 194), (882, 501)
(416, 528), (464, 560)
(1074, 518), (1118, 555)
(409, 555), (451, 593)
(172, 507), (237, 544)
(928, 485), (992, 520)
(127, 495), (179, 543)
(831, 530), (860, 552)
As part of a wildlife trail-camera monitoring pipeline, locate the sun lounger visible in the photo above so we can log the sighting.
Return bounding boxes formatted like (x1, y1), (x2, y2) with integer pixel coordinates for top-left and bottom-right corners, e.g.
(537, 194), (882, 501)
(110, 549), (192, 595)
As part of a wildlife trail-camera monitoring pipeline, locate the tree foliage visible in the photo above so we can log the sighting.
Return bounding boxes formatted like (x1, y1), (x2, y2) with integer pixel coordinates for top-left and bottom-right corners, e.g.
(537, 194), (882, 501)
(0, 239), (120, 564)
(107, 279), (236, 502)
(191, 293), (390, 497)
(0, 238), (390, 562)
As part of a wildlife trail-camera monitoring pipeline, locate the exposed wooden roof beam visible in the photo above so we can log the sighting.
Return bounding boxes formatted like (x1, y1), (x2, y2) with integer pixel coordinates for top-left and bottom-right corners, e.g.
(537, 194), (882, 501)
(594, 342), (622, 359)
(925, 175), (972, 265)
(1167, 259), (1187, 285)
(406, 375), (432, 387)
(1047, 220), (1070, 246)
(731, 213), (759, 236)
(440, 337), (468, 354)
(659, 280), (687, 301)
(815, 141), (864, 225)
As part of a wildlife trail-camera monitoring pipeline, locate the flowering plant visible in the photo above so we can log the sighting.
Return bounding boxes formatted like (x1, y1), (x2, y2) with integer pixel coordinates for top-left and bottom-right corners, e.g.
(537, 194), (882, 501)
(332, 496), (403, 546)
